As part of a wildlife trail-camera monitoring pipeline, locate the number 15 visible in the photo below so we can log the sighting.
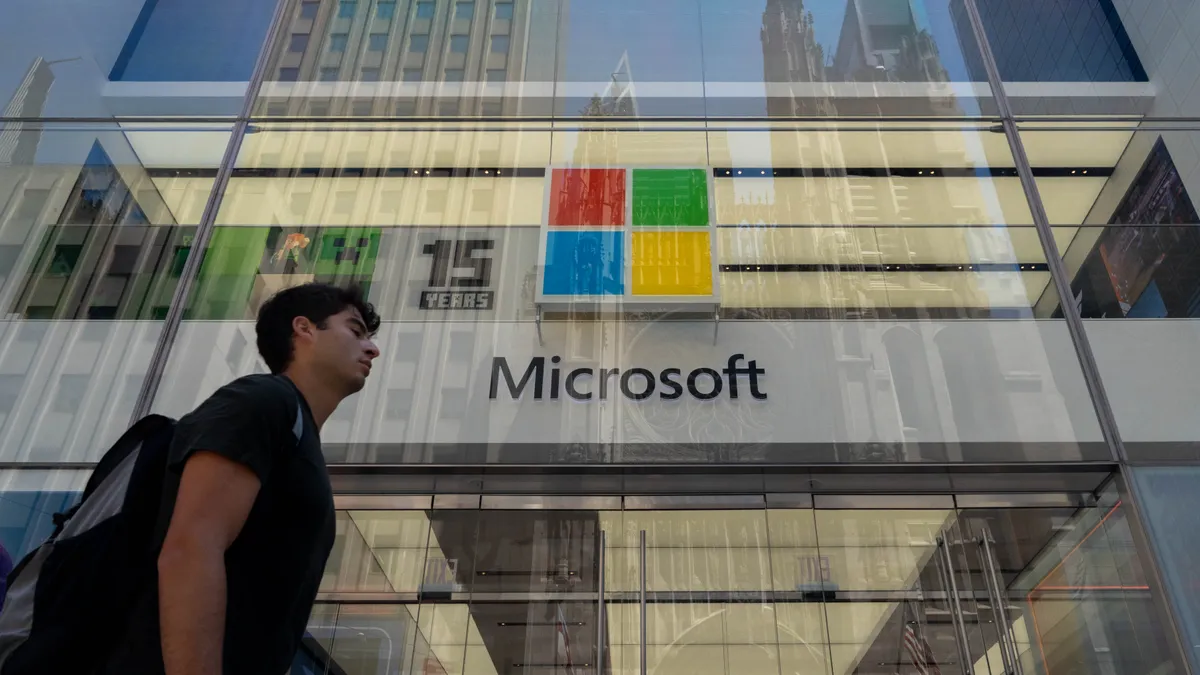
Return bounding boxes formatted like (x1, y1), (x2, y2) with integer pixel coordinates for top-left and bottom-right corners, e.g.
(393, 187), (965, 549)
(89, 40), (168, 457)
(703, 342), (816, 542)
(422, 239), (494, 288)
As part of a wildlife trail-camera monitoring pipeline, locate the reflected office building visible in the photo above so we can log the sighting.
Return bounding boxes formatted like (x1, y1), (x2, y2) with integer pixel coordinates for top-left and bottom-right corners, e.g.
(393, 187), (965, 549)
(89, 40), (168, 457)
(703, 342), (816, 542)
(5, 0), (1200, 674)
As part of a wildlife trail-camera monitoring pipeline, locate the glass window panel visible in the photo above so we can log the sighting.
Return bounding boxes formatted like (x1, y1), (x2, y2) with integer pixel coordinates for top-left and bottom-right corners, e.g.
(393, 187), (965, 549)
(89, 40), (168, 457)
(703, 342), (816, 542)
(325, 604), (419, 675)
(979, 0), (1151, 116)
(1133, 467), (1200, 670)
(300, 1), (320, 19)
(361, 67), (381, 82)
(403, 68), (424, 82)
(377, 1), (396, 19)
(278, 67), (300, 82)
(550, 0), (995, 117)
(320, 512), (395, 592)
(253, 0), (1004, 120)
(289, 33), (310, 53)
(253, 0), (553, 116)
(338, 0), (357, 18)
(2, 0), (273, 117)
(552, 0), (702, 117)
(460, 510), (607, 675)
(444, 69), (464, 83)
(485, 68), (505, 83)
(0, 471), (86, 561)
(0, 123), (223, 462)
(320, 67), (340, 82)
(1027, 123), (1200, 461)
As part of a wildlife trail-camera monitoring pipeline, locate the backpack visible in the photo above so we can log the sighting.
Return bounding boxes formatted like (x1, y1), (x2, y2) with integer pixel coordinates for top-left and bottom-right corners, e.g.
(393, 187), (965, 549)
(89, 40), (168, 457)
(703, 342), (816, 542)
(0, 384), (303, 675)
(0, 413), (177, 675)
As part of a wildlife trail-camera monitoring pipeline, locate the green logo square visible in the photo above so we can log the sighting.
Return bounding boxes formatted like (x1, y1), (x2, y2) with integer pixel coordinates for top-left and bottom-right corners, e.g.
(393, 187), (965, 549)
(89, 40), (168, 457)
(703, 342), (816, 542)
(631, 169), (709, 227)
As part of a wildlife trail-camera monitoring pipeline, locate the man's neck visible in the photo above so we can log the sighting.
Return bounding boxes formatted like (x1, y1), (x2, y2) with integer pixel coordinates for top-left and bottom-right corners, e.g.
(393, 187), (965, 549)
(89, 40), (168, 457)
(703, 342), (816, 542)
(280, 369), (339, 430)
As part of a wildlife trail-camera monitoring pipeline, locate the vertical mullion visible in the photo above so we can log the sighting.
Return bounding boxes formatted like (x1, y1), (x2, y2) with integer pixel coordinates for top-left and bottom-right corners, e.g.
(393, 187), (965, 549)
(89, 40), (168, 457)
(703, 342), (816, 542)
(958, 0), (1125, 463)
(130, 0), (295, 421)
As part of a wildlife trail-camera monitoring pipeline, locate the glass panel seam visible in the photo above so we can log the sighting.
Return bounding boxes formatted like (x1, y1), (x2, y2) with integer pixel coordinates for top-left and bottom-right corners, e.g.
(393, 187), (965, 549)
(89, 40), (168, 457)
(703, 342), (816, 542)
(959, 0), (1124, 464)
(129, 0), (295, 422)
(761, 508), (786, 675)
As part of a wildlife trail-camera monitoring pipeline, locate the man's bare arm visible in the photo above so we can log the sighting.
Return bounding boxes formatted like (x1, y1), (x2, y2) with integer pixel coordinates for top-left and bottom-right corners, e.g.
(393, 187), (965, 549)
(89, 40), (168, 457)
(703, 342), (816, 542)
(158, 451), (261, 675)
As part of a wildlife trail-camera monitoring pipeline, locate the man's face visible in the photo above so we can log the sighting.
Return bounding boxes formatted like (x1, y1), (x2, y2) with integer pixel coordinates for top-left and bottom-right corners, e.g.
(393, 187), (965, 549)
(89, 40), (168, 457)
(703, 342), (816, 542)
(309, 308), (380, 394)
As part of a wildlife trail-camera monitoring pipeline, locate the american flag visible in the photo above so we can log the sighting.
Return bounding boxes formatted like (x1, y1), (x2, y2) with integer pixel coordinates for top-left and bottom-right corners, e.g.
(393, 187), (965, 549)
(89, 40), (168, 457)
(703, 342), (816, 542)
(555, 603), (580, 675)
(902, 607), (941, 675)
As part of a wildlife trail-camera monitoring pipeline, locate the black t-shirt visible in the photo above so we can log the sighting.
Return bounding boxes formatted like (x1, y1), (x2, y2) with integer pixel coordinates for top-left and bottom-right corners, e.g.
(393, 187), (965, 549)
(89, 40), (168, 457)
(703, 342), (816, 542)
(100, 374), (335, 675)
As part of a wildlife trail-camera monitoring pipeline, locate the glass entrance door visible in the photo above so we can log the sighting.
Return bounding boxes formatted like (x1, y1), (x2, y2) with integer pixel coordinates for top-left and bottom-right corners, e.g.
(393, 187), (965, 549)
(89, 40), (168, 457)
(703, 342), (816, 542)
(608, 495), (985, 675)
(302, 487), (1185, 675)
(956, 487), (1181, 675)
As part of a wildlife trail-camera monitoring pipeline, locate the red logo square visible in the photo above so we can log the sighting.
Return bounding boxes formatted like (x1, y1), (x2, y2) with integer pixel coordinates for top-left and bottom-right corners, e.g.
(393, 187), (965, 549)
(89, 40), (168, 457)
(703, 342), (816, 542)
(547, 168), (626, 227)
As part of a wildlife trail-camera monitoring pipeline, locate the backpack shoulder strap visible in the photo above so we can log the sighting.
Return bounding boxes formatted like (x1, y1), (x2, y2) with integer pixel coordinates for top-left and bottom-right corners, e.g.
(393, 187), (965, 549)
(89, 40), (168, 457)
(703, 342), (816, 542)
(291, 395), (304, 446)
(81, 414), (175, 503)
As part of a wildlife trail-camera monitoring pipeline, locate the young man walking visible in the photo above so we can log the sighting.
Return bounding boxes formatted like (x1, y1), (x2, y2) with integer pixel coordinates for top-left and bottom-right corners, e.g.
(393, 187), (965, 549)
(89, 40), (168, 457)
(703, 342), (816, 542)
(99, 282), (380, 675)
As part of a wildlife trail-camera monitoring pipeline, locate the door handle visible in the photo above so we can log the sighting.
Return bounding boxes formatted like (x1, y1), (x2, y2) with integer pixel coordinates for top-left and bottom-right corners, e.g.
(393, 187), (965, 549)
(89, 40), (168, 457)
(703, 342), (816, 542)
(639, 530), (647, 675)
(979, 533), (1024, 675)
(976, 537), (1015, 675)
(597, 530), (606, 675)
(938, 536), (975, 675)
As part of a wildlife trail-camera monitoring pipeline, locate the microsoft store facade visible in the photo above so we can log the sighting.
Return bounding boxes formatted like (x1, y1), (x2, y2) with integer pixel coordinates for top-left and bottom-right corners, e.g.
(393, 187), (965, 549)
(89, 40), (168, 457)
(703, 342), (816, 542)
(5, 0), (1200, 673)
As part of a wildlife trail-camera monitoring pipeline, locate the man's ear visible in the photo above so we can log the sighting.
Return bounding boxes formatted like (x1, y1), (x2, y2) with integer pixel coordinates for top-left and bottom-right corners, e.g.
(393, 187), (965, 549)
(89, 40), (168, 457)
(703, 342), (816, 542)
(292, 316), (316, 343)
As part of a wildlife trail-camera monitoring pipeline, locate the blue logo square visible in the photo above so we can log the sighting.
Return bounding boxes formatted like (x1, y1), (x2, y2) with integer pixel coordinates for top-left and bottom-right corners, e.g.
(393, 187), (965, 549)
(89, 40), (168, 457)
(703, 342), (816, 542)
(543, 230), (624, 296)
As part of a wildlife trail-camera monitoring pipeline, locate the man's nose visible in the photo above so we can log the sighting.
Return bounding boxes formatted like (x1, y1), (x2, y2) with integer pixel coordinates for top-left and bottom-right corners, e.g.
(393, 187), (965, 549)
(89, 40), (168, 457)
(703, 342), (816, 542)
(365, 341), (381, 359)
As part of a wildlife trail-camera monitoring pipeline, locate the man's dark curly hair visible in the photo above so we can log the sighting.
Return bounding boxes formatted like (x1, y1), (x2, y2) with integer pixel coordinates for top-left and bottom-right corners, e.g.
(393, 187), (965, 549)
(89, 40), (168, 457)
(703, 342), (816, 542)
(256, 283), (381, 374)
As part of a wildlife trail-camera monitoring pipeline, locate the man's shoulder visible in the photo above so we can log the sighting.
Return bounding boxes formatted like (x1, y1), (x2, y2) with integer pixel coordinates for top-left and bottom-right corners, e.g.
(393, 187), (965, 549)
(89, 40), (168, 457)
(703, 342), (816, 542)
(182, 374), (297, 423)
(223, 373), (295, 396)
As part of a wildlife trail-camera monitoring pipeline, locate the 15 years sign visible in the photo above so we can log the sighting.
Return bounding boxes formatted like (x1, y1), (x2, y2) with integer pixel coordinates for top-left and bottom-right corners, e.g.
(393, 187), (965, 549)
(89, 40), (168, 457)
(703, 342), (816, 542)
(363, 227), (542, 322)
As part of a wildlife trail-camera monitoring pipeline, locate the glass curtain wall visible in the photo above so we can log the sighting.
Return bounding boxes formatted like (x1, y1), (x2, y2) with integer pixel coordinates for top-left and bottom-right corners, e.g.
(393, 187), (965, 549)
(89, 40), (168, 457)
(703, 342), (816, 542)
(8, 4), (1199, 469)
(5, 0), (1200, 672)
(148, 0), (1117, 467)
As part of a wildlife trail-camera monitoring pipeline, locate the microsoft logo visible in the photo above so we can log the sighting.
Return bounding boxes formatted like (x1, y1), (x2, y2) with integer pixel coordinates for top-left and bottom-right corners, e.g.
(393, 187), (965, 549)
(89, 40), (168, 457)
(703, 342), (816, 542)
(536, 168), (719, 308)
